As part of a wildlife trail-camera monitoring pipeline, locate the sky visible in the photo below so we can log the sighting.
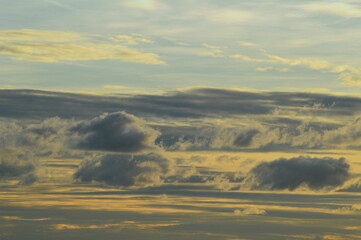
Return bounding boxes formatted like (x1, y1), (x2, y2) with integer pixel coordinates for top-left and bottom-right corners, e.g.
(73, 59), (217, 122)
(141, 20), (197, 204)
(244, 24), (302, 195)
(1, 1), (361, 240)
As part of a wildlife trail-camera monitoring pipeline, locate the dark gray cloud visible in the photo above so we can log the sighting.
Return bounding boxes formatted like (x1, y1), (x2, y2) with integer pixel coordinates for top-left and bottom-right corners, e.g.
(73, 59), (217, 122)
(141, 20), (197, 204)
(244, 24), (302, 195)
(1, 88), (360, 120)
(337, 177), (361, 192)
(244, 156), (350, 191)
(71, 112), (160, 152)
(74, 153), (172, 187)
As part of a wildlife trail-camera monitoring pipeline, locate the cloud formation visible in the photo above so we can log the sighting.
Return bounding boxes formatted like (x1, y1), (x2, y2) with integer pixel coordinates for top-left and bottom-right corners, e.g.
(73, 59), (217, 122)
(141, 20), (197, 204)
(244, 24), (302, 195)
(0, 29), (164, 64)
(302, 2), (361, 18)
(199, 43), (361, 86)
(74, 153), (172, 187)
(243, 156), (350, 191)
(0, 150), (37, 185)
(71, 112), (160, 152)
(234, 208), (267, 216)
(1, 88), (360, 120)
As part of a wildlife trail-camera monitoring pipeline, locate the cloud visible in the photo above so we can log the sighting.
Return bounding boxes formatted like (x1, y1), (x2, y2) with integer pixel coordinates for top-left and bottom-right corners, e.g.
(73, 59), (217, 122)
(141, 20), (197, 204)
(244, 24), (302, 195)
(1, 88), (360, 120)
(199, 44), (361, 86)
(2, 216), (50, 221)
(239, 41), (257, 47)
(71, 112), (160, 152)
(53, 221), (180, 230)
(0, 29), (165, 64)
(302, 2), (361, 18)
(110, 34), (154, 45)
(122, 0), (160, 10)
(338, 73), (361, 86)
(337, 177), (361, 192)
(74, 153), (172, 187)
(243, 156), (350, 191)
(0, 41), (165, 64)
(234, 208), (267, 216)
(256, 67), (292, 72)
(0, 149), (37, 185)
(103, 85), (127, 90)
(198, 9), (253, 24)
(0, 29), (84, 42)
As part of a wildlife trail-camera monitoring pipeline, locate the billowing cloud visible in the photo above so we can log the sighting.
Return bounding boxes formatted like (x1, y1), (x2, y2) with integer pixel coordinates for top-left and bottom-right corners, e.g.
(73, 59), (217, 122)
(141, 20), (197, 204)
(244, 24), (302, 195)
(0, 149), (37, 185)
(71, 112), (160, 152)
(74, 153), (172, 187)
(243, 156), (350, 191)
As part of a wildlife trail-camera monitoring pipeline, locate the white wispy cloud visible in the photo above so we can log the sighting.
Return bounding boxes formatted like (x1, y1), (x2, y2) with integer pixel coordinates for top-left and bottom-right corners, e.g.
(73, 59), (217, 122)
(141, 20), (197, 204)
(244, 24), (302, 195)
(302, 2), (361, 18)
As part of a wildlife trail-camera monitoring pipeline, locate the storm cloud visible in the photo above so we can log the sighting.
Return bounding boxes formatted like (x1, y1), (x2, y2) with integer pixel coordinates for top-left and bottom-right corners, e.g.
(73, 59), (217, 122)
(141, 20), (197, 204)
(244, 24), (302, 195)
(74, 153), (172, 187)
(71, 112), (160, 152)
(244, 156), (350, 191)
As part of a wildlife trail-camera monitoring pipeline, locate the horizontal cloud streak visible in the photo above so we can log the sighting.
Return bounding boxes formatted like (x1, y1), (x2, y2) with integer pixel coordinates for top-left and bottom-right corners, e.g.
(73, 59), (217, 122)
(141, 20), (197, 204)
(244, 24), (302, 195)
(0, 29), (164, 64)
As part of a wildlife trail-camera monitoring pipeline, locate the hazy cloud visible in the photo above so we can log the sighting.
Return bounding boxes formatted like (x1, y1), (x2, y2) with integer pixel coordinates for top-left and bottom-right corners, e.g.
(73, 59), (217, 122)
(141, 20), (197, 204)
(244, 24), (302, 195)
(243, 156), (350, 191)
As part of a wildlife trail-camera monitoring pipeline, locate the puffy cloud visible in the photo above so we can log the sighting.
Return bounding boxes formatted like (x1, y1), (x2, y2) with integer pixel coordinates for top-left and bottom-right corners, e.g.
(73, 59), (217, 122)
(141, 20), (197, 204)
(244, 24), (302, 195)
(71, 112), (160, 152)
(74, 153), (172, 187)
(0, 149), (37, 185)
(243, 156), (350, 191)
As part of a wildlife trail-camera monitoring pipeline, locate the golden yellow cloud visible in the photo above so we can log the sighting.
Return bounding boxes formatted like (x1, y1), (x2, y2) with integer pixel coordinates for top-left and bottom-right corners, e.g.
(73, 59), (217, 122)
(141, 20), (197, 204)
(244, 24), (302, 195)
(0, 29), (165, 64)
(103, 85), (127, 89)
(110, 34), (154, 45)
(199, 44), (361, 86)
(0, 29), (85, 42)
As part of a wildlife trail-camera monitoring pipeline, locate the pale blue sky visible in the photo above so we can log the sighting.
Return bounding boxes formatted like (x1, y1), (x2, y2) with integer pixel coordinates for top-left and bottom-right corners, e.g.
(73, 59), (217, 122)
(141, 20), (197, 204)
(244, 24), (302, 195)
(0, 0), (360, 93)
